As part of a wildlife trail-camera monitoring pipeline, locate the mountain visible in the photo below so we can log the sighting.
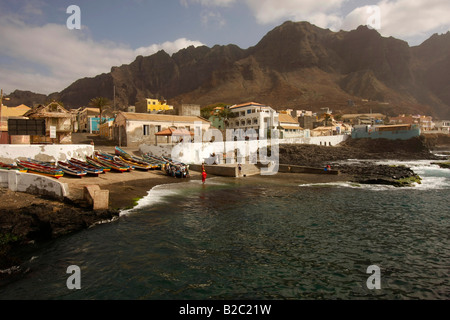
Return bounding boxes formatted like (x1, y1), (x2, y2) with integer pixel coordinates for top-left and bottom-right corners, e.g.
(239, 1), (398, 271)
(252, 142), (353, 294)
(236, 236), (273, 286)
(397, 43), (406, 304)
(5, 21), (450, 118)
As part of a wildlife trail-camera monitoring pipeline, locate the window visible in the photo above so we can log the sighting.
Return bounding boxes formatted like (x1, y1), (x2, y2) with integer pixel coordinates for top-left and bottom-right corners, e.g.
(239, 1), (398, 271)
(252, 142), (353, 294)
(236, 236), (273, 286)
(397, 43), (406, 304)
(156, 125), (161, 132)
(247, 109), (251, 114)
(143, 125), (150, 136)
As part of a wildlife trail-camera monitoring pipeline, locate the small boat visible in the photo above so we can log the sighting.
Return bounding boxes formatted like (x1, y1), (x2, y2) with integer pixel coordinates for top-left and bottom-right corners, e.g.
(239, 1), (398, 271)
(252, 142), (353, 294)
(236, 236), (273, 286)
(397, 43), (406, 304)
(85, 156), (111, 172)
(115, 146), (132, 160)
(94, 155), (130, 172)
(57, 161), (87, 178)
(117, 156), (151, 171)
(68, 158), (104, 176)
(0, 161), (27, 173)
(111, 156), (135, 170)
(17, 160), (64, 179)
(27, 158), (58, 168)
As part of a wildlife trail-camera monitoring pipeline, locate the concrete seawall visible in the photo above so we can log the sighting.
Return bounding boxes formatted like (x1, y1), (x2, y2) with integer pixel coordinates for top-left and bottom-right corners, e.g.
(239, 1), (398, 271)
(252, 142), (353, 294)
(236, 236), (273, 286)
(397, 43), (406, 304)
(278, 164), (340, 175)
(0, 169), (68, 200)
(189, 164), (238, 177)
(189, 163), (339, 177)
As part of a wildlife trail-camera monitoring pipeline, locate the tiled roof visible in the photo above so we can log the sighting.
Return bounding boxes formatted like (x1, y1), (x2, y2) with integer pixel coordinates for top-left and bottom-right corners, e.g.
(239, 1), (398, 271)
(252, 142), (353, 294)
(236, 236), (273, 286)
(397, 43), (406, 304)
(230, 102), (266, 109)
(278, 113), (298, 124)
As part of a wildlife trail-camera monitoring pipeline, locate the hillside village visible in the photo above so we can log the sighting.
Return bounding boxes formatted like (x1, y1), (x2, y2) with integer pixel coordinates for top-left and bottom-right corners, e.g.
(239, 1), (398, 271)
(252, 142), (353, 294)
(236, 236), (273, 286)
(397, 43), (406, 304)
(2, 95), (449, 147)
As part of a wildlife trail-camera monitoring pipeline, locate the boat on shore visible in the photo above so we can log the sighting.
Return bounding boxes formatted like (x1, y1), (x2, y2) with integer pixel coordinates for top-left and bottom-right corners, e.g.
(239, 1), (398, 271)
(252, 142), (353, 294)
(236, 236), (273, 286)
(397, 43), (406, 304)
(115, 146), (158, 170)
(57, 161), (87, 178)
(0, 162), (28, 172)
(85, 156), (111, 172)
(93, 154), (130, 172)
(117, 156), (151, 171)
(68, 158), (104, 176)
(17, 160), (64, 179)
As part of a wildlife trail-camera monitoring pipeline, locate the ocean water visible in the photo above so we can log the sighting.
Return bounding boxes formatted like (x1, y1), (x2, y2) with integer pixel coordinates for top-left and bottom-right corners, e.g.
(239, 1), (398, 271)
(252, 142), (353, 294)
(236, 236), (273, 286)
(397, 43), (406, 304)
(0, 159), (449, 300)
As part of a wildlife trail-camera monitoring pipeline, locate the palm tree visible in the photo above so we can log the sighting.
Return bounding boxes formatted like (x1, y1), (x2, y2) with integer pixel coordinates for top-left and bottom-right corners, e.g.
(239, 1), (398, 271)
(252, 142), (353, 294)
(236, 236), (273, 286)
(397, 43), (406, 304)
(89, 97), (110, 124)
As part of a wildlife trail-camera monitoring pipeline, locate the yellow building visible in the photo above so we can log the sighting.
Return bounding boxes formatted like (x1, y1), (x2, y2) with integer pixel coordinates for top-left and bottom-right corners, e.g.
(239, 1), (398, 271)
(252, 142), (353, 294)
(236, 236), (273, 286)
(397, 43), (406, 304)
(137, 98), (174, 113)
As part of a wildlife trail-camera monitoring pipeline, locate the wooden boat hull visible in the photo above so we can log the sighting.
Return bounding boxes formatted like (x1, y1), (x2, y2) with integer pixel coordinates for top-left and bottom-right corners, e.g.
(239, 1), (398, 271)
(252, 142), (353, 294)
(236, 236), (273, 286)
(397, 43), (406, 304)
(68, 159), (103, 176)
(0, 162), (28, 172)
(94, 156), (129, 172)
(118, 156), (151, 171)
(86, 156), (111, 172)
(58, 162), (87, 177)
(17, 160), (64, 179)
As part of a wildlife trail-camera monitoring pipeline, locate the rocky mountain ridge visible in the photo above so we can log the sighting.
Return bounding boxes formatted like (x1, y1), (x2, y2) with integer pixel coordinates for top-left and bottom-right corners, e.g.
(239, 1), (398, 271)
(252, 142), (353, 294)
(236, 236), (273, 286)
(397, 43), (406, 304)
(5, 21), (450, 118)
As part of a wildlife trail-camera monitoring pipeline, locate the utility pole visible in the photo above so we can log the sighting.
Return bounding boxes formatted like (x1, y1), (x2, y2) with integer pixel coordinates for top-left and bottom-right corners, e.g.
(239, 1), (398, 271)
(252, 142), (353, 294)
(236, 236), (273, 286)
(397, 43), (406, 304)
(1, 89), (11, 137)
(113, 85), (116, 111)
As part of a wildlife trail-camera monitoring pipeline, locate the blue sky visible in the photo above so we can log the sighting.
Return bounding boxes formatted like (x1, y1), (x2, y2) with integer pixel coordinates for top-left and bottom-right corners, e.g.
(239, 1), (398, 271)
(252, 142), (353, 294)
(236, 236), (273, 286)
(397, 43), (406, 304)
(1, 0), (449, 95)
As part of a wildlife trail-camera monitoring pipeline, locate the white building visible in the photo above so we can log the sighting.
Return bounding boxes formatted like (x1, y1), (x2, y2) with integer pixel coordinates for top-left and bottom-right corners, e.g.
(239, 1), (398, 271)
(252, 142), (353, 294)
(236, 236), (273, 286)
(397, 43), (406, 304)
(434, 120), (450, 134)
(113, 112), (211, 147)
(226, 102), (278, 139)
(278, 113), (304, 139)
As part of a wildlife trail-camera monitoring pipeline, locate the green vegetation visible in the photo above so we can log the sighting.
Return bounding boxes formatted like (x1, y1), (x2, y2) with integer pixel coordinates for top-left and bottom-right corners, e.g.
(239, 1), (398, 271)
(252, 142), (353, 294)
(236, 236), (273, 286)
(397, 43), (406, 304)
(89, 97), (111, 124)
(200, 103), (232, 119)
(432, 162), (450, 169)
(0, 233), (20, 246)
(395, 175), (422, 187)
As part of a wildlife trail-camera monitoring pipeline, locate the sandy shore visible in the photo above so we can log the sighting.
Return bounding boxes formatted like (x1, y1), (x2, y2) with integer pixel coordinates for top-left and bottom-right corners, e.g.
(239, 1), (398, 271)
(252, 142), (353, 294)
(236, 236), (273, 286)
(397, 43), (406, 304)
(61, 168), (202, 210)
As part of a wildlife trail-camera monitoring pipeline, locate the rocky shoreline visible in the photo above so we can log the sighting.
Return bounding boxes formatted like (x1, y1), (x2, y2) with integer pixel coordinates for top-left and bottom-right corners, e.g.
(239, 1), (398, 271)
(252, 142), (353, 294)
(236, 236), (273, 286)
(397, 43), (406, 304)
(279, 136), (449, 187)
(0, 192), (119, 280)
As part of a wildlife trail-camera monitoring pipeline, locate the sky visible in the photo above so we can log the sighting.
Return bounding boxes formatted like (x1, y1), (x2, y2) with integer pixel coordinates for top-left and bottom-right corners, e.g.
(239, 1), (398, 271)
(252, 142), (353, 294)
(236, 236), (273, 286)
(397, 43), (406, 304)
(0, 0), (449, 96)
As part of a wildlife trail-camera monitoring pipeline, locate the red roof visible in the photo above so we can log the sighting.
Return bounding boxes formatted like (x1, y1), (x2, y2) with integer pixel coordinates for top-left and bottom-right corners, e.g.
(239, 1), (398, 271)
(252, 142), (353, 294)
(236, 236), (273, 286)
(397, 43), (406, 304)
(155, 128), (194, 136)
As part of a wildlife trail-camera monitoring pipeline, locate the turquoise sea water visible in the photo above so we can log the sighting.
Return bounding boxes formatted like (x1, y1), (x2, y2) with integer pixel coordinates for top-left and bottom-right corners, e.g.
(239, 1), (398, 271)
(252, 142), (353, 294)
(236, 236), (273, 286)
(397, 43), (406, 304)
(0, 159), (449, 300)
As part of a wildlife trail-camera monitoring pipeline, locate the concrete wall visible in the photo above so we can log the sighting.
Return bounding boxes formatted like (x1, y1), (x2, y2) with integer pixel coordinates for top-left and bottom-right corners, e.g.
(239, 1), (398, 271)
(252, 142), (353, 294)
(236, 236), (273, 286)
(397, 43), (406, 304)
(0, 169), (68, 200)
(139, 134), (350, 166)
(352, 127), (420, 140)
(0, 144), (94, 163)
(189, 164), (238, 177)
(279, 134), (349, 146)
(278, 164), (340, 175)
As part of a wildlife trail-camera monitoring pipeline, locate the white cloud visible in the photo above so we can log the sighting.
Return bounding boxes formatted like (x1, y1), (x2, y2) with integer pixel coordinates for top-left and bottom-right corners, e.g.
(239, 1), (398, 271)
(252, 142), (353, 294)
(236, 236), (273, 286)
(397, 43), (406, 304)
(342, 0), (450, 41)
(0, 17), (204, 95)
(245, 0), (344, 28)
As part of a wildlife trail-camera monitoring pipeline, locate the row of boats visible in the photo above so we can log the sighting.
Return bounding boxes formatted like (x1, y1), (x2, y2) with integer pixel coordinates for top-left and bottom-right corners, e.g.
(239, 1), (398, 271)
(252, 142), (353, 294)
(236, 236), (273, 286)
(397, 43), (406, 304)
(0, 147), (190, 179)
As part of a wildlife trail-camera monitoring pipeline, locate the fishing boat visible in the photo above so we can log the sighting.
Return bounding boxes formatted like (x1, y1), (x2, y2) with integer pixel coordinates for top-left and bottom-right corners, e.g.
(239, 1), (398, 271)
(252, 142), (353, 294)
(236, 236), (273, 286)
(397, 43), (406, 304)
(143, 154), (167, 170)
(114, 147), (159, 170)
(0, 161), (27, 173)
(85, 156), (111, 172)
(93, 154), (130, 172)
(17, 160), (64, 179)
(114, 146), (132, 159)
(27, 158), (58, 168)
(68, 158), (104, 176)
(117, 156), (151, 171)
(57, 161), (87, 178)
(111, 156), (135, 170)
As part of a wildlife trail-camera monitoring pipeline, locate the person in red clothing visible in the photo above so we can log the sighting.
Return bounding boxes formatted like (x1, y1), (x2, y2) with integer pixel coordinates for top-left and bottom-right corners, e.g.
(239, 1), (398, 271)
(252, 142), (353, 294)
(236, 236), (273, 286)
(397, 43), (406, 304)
(202, 170), (207, 184)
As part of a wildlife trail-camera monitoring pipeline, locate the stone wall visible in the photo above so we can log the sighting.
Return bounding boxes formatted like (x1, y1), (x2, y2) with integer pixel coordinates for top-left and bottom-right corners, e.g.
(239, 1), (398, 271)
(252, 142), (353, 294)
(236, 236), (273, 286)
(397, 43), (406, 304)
(0, 169), (68, 200)
(0, 144), (94, 163)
